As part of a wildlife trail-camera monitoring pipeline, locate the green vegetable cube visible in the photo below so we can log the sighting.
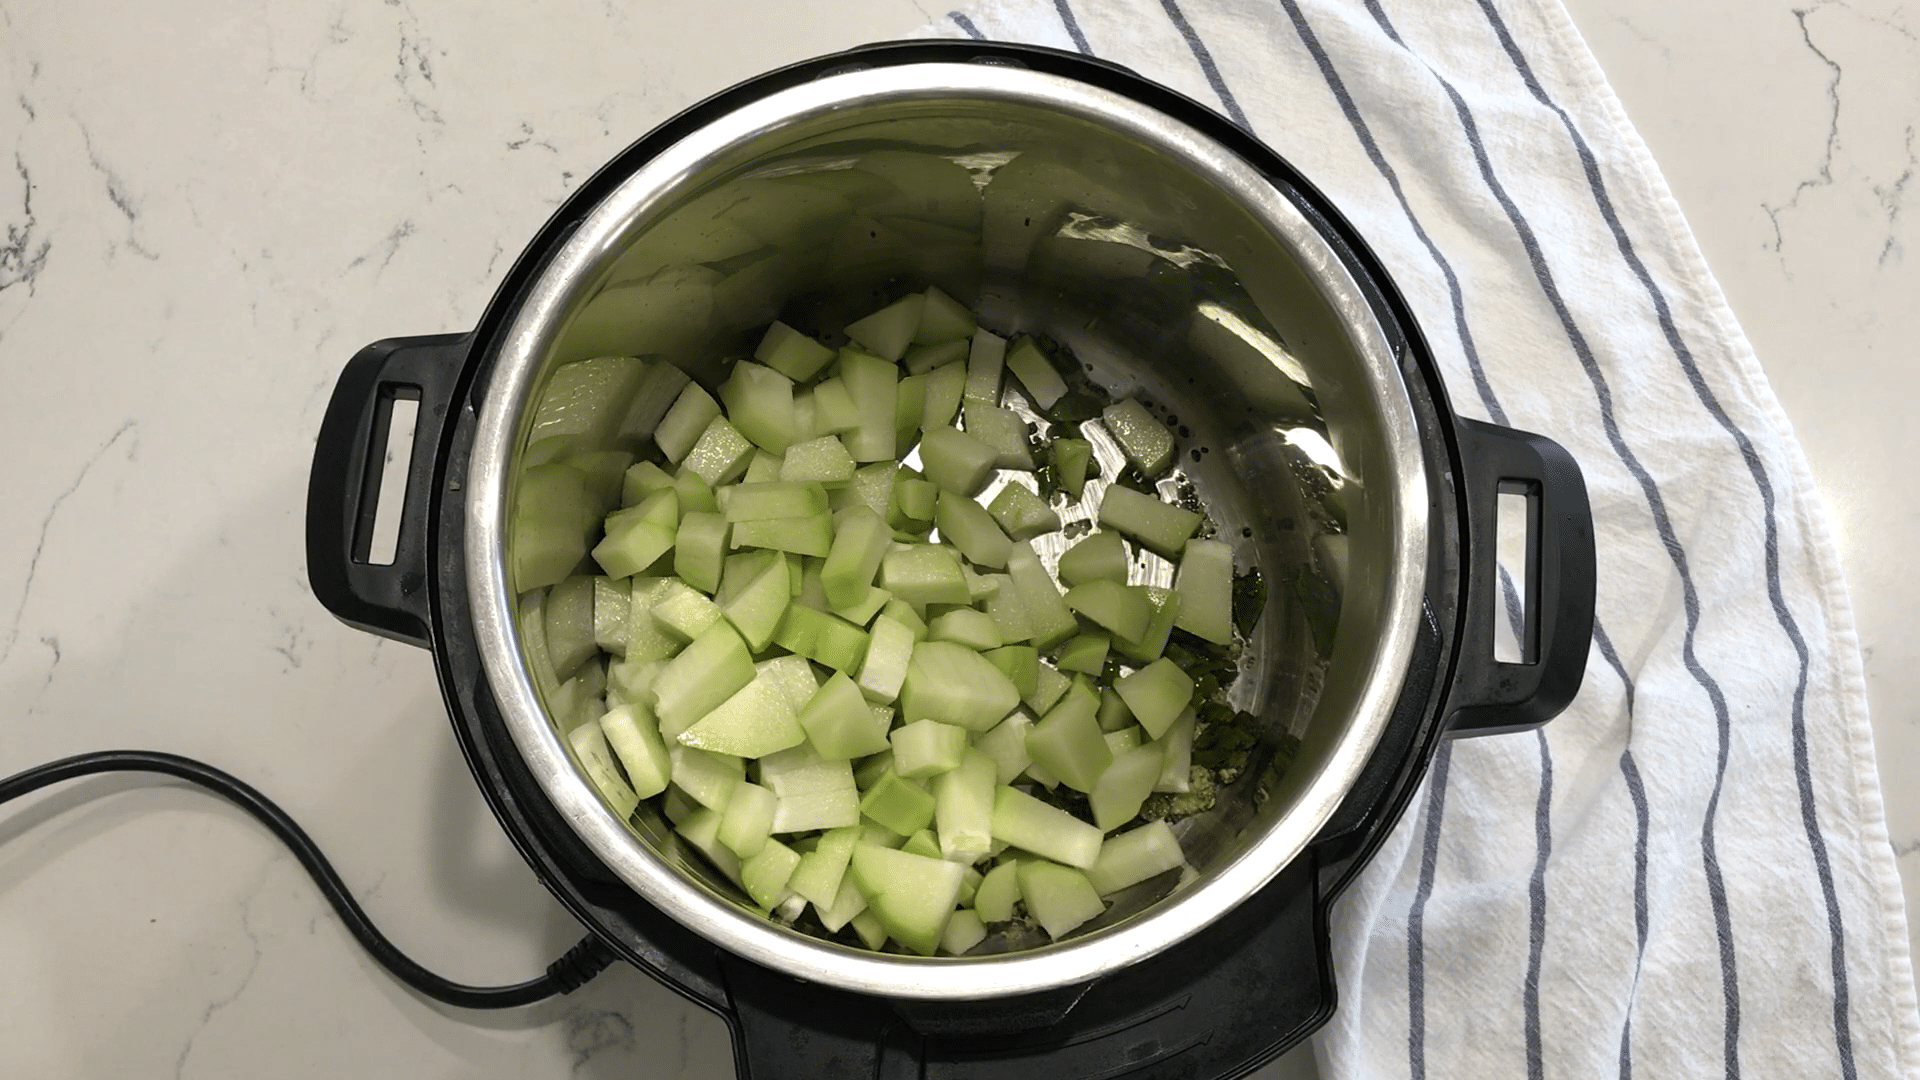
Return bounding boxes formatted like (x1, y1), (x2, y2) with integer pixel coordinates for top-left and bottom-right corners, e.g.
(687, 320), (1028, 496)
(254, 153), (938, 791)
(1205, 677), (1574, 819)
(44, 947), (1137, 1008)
(853, 749), (896, 791)
(882, 598), (929, 640)
(743, 450), (784, 484)
(982, 645), (1040, 700)
(794, 673), (889, 762)
(934, 490), (1012, 568)
(755, 321), (835, 382)
(973, 860), (1022, 922)
(987, 484), (1060, 541)
(1097, 686), (1135, 732)
(1095, 486), (1200, 559)
(569, 722), (639, 820)
(651, 581), (725, 642)
(512, 463), (598, 590)
(1063, 580), (1152, 642)
(900, 641), (1021, 732)
(1173, 538), (1236, 645)
(1050, 437), (1094, 500)
(667, 745), (743, 810)
(1085, 820), (1185, 896)
(816, 874), (869, 933)
(891, 720), (969, 779)
(963, 403), (1035, 470)
(602, 691), (679, 795)
(1007, 543), (1079, 650)
(631, 487), (680, 531)
(718, 549), (781, 608)
(1005, 338), (1067, 409)
(653, 621), (756, 737)
(859, 771), (936, 835)
(625, 578), (684, 663)
(1103, 726), (1145, 756)
(1026, 682), (1112, 793)
(719, 781), (778, 858)
(982, 573), (1031, 643)
(675, 807), (743, 886)
(1056, 633), (1110, 676)
(772, 787), (861, 833)
(621, 460), (676, 507)
(894, 373), (928, 454)
(1101, 399), (1175, 476)
(920, 358), (967, 431)
(674, 512), (729, 594)
(839, 348), (899, 462)
(1025, 661), (1071, 716)
(721, 555), (791, 652)
(991, 786), (1102, 869)
(830, 460), (899, 520)
(1089, 743), (1165, 830)
(849, 842), (962, 956)
(914, 286), (976, 344)
(855, 615), (916, 704)
(901, 828), (943, 860)
(972, 710), (1035, 785)
(545, 576), (598, 681)
(845, 294), (925, 361)
(963, 330), (1006, 405)
(615, 361), (693, 452)
(894, 477), (937, 523)
(792, 389), (820, 442)
(723, 481), (829, 522)
(1015, 860), (1106, 940)
(592, 507), (676, 579)
(528, 355), (649, 447)
(812, 377), (861, 434)
(547, 665), (605, 734)
(677, 668), (807, 759)
(607, 655), (667, 710)
(850, 908), (890, 950)
(932, 749), (997, 862)
(741, 839), (802, 910)
(940, 908), (988, 956)
(1057, 530), (1129, 587)
(771, 605), (871, 673)
(928, 608), (1003, 652)
(904, 338), (968, 376)
(787, 825), (861, 907)
(683, 415), (756, 487)
(880, 545), (972, 606)
(654, 384), (722, 464)
(919, 426), (1000, 496)
(781, 435), (857, 484)
(1153, 708), (1199, 793)
(721, 362), (797, 455)
(1114, 657), (1196, 739)
(833, 585), (892, 626)
(821, 507), (892, 610)
(731, 513), (833, 558)
(1114, 585), (1181, 664)
(755, 740), (850, 796)
(674, 467), (718, 514)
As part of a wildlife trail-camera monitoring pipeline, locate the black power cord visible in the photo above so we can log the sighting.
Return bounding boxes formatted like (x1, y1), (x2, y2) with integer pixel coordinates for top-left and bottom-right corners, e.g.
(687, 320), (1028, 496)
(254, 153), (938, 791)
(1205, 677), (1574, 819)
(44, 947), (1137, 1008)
(0, 750), (618, 1009)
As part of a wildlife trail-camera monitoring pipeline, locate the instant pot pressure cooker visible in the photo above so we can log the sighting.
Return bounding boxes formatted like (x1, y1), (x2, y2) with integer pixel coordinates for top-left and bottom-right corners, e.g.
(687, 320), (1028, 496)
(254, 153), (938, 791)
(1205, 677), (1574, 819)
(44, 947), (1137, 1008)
(306, 40), (1594, 1079)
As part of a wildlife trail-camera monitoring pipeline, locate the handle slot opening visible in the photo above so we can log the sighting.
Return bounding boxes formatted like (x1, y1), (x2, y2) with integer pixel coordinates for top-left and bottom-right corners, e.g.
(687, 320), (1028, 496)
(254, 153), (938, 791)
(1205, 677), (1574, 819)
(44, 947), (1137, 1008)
(353, 389), (421, 567)
(1493, 482), (1540, 665)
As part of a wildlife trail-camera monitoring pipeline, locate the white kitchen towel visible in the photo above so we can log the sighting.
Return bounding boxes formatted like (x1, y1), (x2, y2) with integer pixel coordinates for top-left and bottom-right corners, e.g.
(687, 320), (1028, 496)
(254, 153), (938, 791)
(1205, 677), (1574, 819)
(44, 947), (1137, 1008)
(924, 2), (1920, 1077)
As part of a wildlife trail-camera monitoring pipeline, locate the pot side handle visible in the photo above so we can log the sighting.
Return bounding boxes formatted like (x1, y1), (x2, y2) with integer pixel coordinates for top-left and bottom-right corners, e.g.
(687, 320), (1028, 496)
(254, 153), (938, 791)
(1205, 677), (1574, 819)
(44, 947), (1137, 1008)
(305, 334), (470, 650)
(1445, 419), (1597, 736)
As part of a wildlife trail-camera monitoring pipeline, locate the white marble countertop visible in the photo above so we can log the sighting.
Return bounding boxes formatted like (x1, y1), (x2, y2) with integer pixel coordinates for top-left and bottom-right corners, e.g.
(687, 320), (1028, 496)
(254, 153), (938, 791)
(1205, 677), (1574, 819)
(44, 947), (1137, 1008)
(0, 1), (1911, 1077)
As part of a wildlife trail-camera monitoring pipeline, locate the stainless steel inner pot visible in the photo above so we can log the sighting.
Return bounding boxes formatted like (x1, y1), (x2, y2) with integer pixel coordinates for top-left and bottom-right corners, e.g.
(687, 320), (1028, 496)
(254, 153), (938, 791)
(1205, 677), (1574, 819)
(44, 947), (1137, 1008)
(465, 62), (1427, 1000)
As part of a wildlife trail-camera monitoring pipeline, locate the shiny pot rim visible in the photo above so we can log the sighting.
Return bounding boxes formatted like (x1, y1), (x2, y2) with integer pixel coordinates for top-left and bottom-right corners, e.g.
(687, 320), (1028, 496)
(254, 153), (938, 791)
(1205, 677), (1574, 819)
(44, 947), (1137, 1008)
(463, 62), (1429, 1000)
